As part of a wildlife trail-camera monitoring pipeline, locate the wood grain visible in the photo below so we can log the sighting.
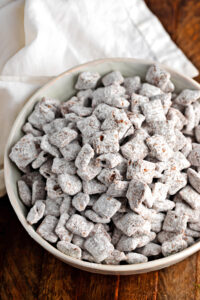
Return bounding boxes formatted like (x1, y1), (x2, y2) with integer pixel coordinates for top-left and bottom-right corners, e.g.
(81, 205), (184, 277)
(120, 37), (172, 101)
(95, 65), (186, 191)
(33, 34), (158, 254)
(38, 254), (77, 300)
(118, 272), (158, 300)
(157, 255), (196, 300)
(0, 199), (43, 300)
(1, 0), (200, 299)
(195, 252), (200, 299)
(145, 0), (200, 81)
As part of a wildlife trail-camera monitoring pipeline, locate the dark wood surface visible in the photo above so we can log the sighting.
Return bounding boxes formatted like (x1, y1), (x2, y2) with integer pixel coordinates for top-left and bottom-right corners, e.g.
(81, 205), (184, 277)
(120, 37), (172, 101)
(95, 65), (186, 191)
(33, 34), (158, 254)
(1, 1), (200, 299)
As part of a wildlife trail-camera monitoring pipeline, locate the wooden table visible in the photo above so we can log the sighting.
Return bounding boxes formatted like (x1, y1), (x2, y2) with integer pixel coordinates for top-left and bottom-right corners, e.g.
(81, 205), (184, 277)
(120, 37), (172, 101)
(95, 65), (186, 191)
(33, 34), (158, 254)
(1, 1), (200, 299)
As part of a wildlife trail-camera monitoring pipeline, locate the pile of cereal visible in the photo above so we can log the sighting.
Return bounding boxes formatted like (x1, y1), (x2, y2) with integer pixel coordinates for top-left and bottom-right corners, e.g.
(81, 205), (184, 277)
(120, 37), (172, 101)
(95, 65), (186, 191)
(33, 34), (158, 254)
(10, 65), (200, 264)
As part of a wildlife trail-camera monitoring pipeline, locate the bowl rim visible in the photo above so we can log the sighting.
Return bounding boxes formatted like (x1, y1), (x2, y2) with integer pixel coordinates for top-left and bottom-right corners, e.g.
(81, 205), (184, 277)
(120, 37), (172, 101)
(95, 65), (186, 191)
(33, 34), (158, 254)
(4, 57), (200, 274)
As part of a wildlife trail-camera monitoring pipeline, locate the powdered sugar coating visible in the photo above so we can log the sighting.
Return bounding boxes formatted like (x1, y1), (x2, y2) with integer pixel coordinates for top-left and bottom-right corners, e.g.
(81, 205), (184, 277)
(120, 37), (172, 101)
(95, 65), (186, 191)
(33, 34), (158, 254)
(10, 66), (200, 265)
(27, 200), (46, 225)
(55, 213), (73, 242)
(57, 241), (82, 259)
(75, 71), (100, 90)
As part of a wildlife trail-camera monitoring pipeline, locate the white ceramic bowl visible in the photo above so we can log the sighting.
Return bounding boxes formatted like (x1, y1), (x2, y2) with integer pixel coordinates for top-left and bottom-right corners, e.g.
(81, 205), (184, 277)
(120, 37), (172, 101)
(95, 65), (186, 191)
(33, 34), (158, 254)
(4, 58), (200, 275)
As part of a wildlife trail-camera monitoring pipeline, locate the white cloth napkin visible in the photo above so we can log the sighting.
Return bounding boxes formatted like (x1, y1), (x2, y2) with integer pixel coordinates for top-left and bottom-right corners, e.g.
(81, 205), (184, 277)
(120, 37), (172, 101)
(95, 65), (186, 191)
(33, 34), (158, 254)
(0, 0), (198, 197)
